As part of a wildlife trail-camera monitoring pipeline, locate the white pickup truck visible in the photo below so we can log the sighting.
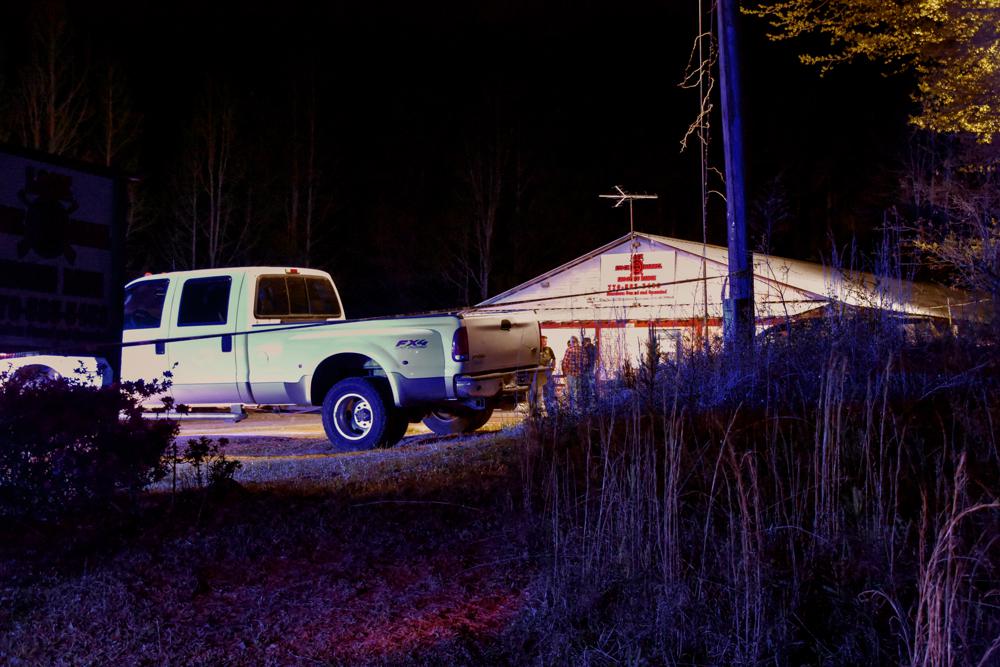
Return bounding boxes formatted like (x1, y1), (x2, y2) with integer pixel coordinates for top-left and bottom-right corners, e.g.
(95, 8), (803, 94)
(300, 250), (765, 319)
(5, 267), (540, 449)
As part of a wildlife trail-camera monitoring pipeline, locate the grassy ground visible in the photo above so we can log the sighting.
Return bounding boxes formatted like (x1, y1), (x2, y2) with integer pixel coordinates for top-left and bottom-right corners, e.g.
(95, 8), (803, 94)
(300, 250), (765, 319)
(4, 331), (999, 665)
(0, 430), (536, 666)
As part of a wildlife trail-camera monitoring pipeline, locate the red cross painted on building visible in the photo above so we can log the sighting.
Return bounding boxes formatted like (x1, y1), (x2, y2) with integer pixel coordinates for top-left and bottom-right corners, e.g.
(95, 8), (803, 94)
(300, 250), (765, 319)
(613, 253), (663, 282)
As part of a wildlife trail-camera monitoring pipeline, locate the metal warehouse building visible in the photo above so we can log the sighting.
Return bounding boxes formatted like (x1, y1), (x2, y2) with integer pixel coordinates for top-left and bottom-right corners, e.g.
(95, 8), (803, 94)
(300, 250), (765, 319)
(475, 232), (972, 378)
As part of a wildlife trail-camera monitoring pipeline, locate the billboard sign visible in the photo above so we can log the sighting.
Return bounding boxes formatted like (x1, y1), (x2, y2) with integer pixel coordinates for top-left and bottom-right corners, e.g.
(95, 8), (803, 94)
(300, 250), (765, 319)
(0, 146), (125, 360)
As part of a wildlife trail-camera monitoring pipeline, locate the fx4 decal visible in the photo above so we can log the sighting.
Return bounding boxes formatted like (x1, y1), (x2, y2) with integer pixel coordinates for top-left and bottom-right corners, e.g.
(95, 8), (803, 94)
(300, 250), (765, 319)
(396, 339), (428, 349)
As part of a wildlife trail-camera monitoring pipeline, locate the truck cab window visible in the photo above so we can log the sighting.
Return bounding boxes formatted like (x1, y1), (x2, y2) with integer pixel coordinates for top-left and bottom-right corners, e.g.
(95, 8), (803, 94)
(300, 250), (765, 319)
(255, 275), (341, 320)
(306, 277), (341, 317)
(177, 276), (232, 326)
(123, 279), (169, 330)
(256, 277), (288, 317)
(287, 277), (310, 314)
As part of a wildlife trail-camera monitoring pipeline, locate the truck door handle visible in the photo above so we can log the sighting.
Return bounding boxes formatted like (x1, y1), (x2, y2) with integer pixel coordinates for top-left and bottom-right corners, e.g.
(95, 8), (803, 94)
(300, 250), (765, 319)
(221, 334), (233, 353)
(155, 340), (165, 355)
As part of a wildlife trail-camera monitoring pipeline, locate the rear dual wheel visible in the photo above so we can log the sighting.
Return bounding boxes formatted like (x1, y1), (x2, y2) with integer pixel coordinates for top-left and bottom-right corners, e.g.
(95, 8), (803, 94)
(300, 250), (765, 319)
(385, 411), (410, 445)
(421, 405), (494, 436)
(321, 378), (407, 450)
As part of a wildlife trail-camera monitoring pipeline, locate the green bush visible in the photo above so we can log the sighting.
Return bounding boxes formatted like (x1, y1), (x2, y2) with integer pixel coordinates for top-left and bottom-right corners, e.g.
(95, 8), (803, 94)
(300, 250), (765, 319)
(172, 435), (242, 492)
(0, 369), (177, 520)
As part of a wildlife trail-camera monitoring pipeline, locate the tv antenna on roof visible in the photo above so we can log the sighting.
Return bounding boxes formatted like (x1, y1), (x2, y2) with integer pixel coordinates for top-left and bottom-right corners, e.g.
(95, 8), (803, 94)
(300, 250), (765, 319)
(599, 185), (658, 238)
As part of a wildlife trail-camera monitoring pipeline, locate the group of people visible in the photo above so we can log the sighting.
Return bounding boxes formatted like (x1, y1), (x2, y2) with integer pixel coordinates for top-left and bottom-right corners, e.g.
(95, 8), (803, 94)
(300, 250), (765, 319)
(530, 334), (597, 415)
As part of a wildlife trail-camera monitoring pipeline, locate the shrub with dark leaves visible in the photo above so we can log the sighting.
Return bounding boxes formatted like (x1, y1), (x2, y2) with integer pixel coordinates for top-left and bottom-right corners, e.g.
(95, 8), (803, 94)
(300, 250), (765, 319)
(0, 369), (177, 520)
(177, 435), (242, 492)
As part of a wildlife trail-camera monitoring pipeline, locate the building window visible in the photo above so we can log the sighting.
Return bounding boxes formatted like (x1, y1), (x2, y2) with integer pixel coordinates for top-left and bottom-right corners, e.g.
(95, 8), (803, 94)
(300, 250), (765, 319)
(653, 328), (683, 361)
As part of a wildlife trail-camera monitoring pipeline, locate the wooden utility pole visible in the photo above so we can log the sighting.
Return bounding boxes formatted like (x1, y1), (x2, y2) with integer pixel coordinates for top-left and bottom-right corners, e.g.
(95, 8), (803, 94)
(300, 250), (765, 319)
(716, 0), (755, 350)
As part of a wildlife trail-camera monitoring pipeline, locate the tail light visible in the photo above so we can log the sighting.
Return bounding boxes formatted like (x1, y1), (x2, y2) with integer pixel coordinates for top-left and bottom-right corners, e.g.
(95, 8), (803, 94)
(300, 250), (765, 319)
(452, 327), (470, 362)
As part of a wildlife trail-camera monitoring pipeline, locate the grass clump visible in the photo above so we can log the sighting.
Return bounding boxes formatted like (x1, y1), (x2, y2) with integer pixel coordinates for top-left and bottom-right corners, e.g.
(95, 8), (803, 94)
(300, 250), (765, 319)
(515, 314), (1000, 665)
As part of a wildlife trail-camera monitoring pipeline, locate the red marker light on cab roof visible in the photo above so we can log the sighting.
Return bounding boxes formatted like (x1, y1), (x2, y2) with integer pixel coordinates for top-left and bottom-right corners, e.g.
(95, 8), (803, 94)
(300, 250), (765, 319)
(286, 268), (299, 274)
(144, 272), (152, 276)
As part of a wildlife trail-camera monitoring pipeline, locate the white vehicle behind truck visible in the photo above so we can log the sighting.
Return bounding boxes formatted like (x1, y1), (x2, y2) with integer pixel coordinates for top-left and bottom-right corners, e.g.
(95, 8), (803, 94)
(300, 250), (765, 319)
(0, 353), (112, 386)
(5, 267), (541, 449)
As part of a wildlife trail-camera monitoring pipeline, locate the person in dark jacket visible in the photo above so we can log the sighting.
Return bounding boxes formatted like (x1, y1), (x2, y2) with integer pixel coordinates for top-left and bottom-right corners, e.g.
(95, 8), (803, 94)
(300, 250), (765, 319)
(561, 336), (585, 410)
(582, 336), (597, 407)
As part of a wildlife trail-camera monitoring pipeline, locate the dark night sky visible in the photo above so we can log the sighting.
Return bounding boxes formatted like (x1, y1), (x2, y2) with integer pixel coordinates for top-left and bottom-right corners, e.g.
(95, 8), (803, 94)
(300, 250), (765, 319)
(0, 1), (915, 316)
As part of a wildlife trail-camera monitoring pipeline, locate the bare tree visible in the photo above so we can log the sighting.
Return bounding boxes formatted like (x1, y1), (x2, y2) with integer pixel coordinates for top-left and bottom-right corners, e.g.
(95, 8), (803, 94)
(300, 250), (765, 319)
(166, 85), (253, 269)
(751, 174), (792, 254)
(200, 87), (244, 268)
(163, 149), (203, 271)
(461, 124), (512, 302)
(439, 218), (474, 306)
(286, 76), (321, 265)
(15, 2), (91, 156)
(507, 122), (536, 280)
(93, 62), (151, 259)
(96, 63), (141, 168)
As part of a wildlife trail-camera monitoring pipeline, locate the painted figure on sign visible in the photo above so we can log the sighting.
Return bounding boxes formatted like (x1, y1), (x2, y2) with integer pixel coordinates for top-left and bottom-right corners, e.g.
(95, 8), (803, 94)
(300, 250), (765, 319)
(17, 167), (78, 264)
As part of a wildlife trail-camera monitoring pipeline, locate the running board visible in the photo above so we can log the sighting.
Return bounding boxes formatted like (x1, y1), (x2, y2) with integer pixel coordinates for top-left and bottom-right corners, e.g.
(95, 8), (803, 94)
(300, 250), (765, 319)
(142, 404), (247, 422)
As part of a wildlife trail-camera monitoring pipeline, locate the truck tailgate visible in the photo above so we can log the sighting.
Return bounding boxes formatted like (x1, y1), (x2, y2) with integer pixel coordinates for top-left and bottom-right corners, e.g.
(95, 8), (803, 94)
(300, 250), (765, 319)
(459, 312), (539, 374)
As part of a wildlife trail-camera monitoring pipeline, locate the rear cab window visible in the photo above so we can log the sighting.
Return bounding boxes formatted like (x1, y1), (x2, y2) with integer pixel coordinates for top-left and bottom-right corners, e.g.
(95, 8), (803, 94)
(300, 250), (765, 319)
(177, 276), (232, 327)
(255, 275), (342, 321)
(123, 279), (169, 330)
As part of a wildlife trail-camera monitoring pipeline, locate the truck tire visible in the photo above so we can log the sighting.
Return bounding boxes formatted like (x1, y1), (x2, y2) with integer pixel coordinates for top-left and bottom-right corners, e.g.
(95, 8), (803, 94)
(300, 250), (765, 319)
(422, 405), (494, 435)
(12, 365), (59, 385)
(383, 413), (410, 448)
(321, 378), (396, 450)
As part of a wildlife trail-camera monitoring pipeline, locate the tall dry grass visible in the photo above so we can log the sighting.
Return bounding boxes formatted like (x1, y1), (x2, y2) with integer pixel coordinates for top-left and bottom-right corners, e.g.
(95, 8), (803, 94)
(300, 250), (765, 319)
(514, 315), (1000, 665)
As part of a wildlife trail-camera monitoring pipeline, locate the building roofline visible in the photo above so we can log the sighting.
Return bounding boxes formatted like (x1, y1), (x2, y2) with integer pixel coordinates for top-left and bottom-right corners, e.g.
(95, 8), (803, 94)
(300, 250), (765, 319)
(478, 231), (782, 305)
(478, 232), (638, 306)
(477, 231), (976, 318)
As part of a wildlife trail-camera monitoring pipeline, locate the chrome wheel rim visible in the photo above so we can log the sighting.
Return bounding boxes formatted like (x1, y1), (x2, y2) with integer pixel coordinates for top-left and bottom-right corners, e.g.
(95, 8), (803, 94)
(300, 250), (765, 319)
(333, 393), (374, 440)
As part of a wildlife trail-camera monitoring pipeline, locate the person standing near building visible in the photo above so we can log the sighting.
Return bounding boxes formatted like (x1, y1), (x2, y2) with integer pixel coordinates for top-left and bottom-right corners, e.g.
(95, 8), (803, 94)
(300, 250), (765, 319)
(561, 335), (585, 411)
(582, 336), (597, 407)
(530, 335), (557, 416)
